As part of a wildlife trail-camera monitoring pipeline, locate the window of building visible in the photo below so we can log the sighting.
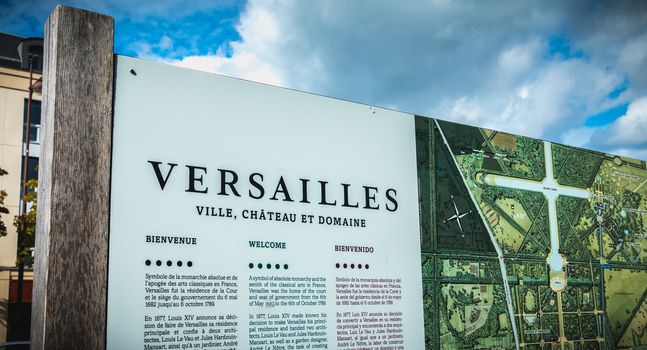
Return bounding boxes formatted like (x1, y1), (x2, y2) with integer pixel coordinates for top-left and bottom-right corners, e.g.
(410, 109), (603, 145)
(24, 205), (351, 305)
(28, 45), (44, 72)
(22, 156), (38, 183)
(23, 99), (41, 144)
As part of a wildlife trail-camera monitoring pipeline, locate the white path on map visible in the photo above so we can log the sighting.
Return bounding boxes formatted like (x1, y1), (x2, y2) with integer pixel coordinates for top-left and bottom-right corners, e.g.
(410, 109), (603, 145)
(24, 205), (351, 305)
(635, 177), (647, 193)
(484, 142), (591, 288)
(435, 121), (520, 350)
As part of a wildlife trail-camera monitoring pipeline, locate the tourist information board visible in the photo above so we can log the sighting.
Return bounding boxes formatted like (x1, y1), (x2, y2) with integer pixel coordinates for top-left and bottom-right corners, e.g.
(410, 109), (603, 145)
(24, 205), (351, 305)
(107, 56), (425, 349)
(107, 55), (647, 350)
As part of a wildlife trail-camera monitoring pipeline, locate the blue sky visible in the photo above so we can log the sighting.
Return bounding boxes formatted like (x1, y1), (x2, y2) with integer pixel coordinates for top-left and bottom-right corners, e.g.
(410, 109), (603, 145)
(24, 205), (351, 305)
(2, 0), (646, 160)
(0, 0), (245, 57)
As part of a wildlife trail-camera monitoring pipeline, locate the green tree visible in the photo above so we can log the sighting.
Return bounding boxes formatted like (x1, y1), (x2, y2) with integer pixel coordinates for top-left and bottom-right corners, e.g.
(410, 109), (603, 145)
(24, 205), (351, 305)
(0, 167), (8, 237)
(14, 179), (37, 267)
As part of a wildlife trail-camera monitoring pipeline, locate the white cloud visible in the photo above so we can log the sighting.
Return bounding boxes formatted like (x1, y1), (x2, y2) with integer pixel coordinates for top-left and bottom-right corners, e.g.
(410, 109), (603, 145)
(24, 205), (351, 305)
(173, 53), (283, 86)
(438, 56), (625, 140)
(166, 1), (285, 86)
(619, 34), (647, 93)
(10, 0), (642, 158)
(161, 0), (646, 159)
(158, 35), (173, 50)
(596, 96), (647, 148)
(606, 148), (647, 161)
(497, 39), (543, 77)
(564, 97), (647, 159)
(560, 127), (596, 148)
(2, 0), (644, 160)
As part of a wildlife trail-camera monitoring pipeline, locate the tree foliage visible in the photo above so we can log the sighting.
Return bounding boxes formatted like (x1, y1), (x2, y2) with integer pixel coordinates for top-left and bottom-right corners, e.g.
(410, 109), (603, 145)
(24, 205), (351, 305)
(0, 167), (8, 237)
(14, 179), (37, 267)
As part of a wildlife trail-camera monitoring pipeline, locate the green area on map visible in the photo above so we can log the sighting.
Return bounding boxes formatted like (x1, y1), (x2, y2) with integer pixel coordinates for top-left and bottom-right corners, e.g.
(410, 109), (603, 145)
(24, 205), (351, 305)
(416, 116), (647, 349)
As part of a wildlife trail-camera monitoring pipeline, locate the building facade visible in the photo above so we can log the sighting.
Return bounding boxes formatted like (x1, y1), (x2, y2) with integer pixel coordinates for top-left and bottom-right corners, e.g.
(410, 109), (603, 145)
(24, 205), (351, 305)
(0, 31), (42, 343)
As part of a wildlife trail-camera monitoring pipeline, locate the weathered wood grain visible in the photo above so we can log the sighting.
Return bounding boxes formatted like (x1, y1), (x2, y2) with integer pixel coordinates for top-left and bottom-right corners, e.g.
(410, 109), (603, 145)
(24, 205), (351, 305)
(31, 5), (114, 350)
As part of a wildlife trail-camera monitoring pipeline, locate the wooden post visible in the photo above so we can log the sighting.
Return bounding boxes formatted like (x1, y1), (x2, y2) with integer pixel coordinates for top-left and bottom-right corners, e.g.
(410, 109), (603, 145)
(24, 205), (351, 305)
(31, 5), (114, 349)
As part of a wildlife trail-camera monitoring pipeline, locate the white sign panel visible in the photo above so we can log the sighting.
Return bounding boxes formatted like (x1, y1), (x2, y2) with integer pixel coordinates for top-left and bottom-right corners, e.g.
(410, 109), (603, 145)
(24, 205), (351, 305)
(107, 55), (424, 350)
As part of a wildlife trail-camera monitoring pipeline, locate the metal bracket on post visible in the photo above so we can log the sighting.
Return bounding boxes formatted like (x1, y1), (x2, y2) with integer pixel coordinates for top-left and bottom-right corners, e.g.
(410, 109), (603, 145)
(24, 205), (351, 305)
(31, 5), (114, 350)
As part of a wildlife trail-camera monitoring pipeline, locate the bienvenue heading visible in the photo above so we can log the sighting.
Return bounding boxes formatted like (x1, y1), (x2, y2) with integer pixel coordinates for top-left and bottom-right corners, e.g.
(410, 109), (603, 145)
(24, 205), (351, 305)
(148, 161), (399, 212)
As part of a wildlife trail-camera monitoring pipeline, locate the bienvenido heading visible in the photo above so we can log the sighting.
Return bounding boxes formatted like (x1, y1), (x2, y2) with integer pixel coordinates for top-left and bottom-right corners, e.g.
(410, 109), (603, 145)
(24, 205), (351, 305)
(148, 161), (399, 212)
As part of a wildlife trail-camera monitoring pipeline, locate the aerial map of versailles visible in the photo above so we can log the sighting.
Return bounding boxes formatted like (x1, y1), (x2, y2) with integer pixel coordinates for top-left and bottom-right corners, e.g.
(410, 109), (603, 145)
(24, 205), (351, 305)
(415, 116), (647, 349)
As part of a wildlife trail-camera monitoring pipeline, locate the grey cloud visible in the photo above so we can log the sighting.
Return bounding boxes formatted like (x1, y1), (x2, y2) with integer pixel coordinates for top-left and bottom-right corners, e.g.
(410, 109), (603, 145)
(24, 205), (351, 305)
(237, 0), (646, 157)
(2, 0), (646, 159)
